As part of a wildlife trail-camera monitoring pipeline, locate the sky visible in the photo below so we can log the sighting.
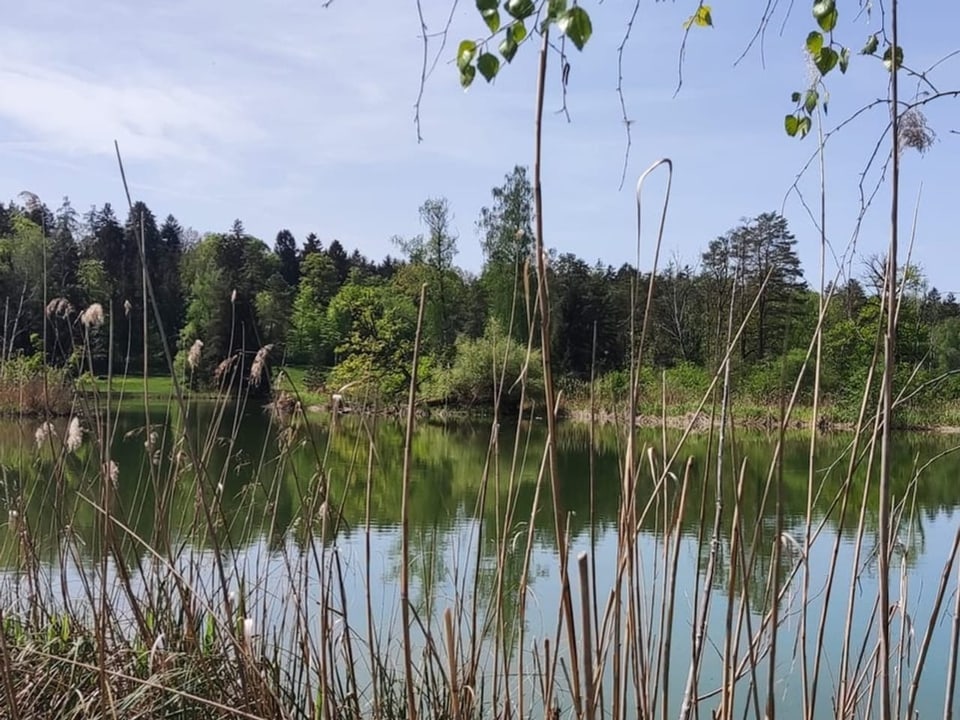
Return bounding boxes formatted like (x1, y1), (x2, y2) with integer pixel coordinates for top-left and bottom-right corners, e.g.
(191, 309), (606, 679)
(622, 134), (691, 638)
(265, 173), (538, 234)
(1, 1), (957, 291)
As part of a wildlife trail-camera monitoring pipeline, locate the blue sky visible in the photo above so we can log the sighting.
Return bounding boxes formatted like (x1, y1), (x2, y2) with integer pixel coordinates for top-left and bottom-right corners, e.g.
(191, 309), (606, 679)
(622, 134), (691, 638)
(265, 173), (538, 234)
(1, 1), (957, 291)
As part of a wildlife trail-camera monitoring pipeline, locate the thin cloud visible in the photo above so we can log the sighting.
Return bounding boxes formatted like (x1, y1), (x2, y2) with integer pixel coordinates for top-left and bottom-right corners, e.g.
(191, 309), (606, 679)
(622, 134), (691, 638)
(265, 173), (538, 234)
(0, 60), (259, 161)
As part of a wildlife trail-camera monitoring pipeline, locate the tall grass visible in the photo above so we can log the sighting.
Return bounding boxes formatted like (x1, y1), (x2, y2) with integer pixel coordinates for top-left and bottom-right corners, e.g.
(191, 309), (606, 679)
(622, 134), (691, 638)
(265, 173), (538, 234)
(2, 3), (960, 718)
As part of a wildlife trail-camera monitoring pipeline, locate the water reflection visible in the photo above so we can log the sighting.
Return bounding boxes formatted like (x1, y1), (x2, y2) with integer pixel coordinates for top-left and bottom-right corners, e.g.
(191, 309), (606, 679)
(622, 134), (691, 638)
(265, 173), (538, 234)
(2, 405), (960, 717)
(3, 408), (960, 563)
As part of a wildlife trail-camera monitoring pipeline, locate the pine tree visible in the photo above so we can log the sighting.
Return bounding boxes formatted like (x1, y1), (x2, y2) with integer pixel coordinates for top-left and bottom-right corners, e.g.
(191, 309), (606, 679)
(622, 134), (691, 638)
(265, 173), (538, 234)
(273, 229), (300, 287)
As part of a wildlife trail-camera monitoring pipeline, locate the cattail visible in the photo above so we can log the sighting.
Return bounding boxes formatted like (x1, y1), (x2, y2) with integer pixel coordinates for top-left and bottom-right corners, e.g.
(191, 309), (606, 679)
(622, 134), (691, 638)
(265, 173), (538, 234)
(187, 339), (203, 370)
(249, 344), (273, 386)
(65, 417), (83, 453)
(123, 299), (132, 316)
(80, 303), (105, 328)
(34, 422), (56, 448)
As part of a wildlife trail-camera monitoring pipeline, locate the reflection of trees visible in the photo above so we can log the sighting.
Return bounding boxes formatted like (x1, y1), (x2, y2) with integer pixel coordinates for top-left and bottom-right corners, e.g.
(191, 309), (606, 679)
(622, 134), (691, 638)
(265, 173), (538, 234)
(1, 409), (959, 603)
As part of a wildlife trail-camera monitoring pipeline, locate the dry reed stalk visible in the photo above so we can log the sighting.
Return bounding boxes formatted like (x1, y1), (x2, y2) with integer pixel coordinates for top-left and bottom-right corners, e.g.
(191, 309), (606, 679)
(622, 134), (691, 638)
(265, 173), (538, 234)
(877, 3), (902, 718)
(445, 608), (460, 720)
(400, 283), (428, 720)
(945, 558), (960, 720)
(532, 26), (583, 712)
(577, 553), (595, 720)
(720, 459), (748, 720)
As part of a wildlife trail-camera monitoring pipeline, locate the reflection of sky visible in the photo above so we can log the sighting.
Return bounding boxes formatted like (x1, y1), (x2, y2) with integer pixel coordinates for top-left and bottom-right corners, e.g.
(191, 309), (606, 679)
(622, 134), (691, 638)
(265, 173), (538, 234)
(3, 508), (956, 719)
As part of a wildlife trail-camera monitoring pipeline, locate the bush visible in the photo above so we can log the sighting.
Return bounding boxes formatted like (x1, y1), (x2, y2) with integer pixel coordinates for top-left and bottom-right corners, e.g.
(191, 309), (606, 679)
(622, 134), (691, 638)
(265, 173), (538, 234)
(427, 320), (542, 412)
(0, 356), (73, 415)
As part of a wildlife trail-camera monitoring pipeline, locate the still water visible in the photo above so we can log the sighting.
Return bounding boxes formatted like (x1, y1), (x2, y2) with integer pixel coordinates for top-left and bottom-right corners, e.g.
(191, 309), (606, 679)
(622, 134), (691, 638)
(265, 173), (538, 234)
(1, 402), (959, 718)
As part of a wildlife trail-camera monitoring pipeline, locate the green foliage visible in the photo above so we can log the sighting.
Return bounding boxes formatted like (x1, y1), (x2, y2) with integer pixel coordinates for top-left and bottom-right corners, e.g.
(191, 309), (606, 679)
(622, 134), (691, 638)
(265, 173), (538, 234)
(478, 166), (535, 342)
(459, 0), (592, 86)
(929, 317), (960, 372)
(290, 252), (339, 367)
(180, 223), (280, 391)
(740, 349), (813, 404)
(557, 6), (592, 50)
(326, 279), (422, 400)
(427, 319), (541, 411)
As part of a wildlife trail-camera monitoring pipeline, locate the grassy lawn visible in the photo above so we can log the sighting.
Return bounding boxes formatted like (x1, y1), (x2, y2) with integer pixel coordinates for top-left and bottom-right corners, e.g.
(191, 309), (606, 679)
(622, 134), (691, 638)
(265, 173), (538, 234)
(77, 374), (181, 398)
(77, 367), (327, 407)
(273, 366), (326, 406)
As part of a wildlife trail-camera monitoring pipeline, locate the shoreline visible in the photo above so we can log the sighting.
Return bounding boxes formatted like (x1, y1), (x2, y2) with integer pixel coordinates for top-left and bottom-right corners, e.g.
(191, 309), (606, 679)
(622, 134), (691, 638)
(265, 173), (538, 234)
(562, 408), (960, 435)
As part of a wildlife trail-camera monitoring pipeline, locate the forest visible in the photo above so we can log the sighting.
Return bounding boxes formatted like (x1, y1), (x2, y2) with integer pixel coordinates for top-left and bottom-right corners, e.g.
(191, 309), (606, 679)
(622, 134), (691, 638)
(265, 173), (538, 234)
(3, 164), (959, 421)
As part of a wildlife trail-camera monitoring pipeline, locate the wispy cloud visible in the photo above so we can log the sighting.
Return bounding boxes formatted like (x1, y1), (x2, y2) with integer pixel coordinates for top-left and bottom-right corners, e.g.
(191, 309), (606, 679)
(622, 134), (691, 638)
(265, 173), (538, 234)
(0, 55), (259, 161)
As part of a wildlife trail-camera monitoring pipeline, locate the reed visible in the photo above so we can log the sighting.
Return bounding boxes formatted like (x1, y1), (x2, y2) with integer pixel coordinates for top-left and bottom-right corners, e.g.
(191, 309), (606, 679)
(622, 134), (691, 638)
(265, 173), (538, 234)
(1, 1), (958, 718)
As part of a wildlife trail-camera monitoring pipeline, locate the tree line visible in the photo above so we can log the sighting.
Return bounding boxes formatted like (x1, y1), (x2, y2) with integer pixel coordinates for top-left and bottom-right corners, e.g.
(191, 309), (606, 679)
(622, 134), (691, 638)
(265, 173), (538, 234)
(3, 167), (959, 416)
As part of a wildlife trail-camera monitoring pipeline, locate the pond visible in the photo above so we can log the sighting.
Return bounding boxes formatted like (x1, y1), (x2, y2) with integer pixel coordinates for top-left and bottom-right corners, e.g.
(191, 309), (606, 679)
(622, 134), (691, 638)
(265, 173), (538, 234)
(1, 400), (958, 719)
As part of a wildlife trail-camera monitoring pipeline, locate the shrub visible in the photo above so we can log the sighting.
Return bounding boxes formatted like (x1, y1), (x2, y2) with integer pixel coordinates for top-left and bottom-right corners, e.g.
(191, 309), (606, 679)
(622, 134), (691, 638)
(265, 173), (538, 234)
(427, 320), (542, 412)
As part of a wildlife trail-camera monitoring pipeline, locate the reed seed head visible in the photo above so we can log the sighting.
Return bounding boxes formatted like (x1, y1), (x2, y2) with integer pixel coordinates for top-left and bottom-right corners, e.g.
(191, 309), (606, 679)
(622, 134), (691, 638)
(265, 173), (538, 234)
(80, 303), (105, 328)
(45, 297), (74, 318)
(250, 344), (274, 386)
(34, 421), (56, 448)
(65, 417), (83, 453)
(187, 339), (204, 370)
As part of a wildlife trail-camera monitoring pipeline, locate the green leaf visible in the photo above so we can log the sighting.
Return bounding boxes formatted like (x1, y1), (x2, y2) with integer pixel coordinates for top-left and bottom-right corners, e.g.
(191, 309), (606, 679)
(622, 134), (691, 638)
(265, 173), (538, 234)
(798, 116), (812, 138)
(476, 0), (501, 32)
(861, 33), (879, 55)
(505, 0), (535, 19)
(812, 0), (838, 31)
(791, 91), (802, 103)
(838, 46), (850, 73)
(460, 63), (477, 88)
(814, 46), (838, 75)
(883, 44), (904, 71)
(547, 0), (567, 20)
(785, 114), (799, 137)
(558, 6), (593, 51)
(817, 7), (838, 32)
(812, 0), (834, 20)
(477, 52), (500, 82)
(510, 20), (528, 44)
(806, 31), (823, 55)
(804, 89), (819, 114)
(499, 34), (519, 62)
(457, 40), (477, 71)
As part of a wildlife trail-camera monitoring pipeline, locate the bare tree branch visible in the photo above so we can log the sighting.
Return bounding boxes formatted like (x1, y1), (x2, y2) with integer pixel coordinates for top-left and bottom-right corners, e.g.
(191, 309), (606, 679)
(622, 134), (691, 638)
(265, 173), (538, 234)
(616, 0), (641, 190)
(414, 0), (459, 143)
